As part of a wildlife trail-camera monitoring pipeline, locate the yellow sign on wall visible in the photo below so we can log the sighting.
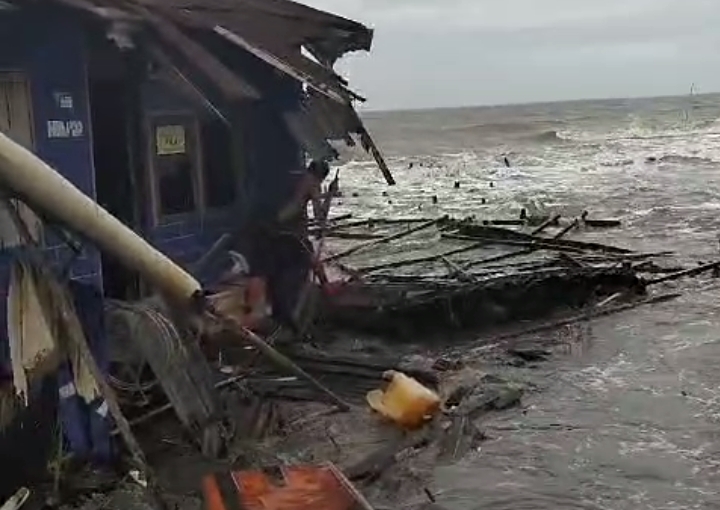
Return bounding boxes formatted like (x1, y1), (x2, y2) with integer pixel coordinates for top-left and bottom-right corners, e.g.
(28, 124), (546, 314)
(156, 125), (186, 155)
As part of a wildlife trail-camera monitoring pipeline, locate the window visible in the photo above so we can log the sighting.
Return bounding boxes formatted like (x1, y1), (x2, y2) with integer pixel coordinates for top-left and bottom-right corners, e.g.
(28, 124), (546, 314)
(149, 113), (201, 219)
(200, 118), (235, 209)
(0, 72), (41, 247)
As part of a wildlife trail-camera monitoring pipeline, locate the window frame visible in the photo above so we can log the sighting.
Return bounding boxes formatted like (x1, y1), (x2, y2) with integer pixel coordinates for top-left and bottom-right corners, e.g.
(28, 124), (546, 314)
(145, 110), (204, 226)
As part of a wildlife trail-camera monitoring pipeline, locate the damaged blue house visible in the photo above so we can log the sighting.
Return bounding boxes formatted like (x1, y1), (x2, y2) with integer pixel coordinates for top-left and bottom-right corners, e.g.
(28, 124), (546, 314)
(0, 0), (390, 300)
(0, 0), (390, 496)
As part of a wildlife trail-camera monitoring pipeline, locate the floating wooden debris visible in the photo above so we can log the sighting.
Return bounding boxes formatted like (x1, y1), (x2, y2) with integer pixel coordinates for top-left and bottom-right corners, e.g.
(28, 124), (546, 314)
(313, 213), (670, 338)
(581, 210), (621, 228)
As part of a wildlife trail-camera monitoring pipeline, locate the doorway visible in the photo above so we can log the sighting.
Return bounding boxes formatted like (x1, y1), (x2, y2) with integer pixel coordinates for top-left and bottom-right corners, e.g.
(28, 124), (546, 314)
(89, 73), (142, 299)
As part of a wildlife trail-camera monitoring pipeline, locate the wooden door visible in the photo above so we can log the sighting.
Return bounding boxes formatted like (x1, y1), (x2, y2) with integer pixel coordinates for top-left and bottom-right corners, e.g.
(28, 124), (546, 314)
(0, 73), (41, 247)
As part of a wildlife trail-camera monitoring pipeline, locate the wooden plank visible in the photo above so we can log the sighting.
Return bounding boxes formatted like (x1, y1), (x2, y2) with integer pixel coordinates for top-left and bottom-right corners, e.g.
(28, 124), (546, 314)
(464, 215), (584, 270)
(446, 230), (631, 255)
(357, 122), (395, 185)
(214, 25), (349, 104)
(530, 214), (561, 235)
(358, 241), (487, 273)
(450, 222), (632, 254)
(207, 310), (352, 411)
(645, 260), (720, 285)
(553, 218), (579, 239)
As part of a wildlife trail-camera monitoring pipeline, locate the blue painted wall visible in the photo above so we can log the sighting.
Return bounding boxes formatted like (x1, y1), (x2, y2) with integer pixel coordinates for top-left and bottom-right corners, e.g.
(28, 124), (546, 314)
(0, 8), (98, 372)
(0, 9), (99, 286)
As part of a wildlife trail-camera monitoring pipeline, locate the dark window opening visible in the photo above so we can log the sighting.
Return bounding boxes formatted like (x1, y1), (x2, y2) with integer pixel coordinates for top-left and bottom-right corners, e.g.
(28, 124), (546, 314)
(158, 156), (196, 215)
(150, 116), (199, 217)
(201, 118), (236, 209)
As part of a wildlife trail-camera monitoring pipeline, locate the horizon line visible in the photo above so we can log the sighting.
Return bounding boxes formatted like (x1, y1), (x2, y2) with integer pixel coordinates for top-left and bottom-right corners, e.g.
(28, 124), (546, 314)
(359, 89), (720, 116)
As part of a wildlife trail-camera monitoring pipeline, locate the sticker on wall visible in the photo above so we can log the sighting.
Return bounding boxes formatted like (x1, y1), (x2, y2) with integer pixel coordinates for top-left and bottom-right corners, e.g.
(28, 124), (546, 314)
(47, 120), (84, 139)
(53, 92), (74, 109)
(156, 125), (186, 155)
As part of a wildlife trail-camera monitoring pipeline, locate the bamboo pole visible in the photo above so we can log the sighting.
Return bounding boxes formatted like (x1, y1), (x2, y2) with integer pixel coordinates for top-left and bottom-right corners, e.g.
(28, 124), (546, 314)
(464, 247), (535, 270)
(0, 488), (29, 510)
(309, 212), (352, 225)
(448, 223), (632, 254)
(315, 217), (434, 235)
(557, 252), (585, 268)
(645, 260), (720, 286)
(531, 214), (562, 235)
(444, 233), (617, 255)
(206, 310), (351, 411)
(441, 256), (476, 282)
(358, 241), (486, 273)
(463, 218), (584, 270)
(325, 232), (385, 240)
(323, 217), (443, 263)
(553, 218), (579, 239)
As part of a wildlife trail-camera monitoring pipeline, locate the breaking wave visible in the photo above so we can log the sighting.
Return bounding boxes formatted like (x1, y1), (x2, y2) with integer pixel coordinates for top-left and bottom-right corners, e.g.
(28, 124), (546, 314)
(527, 129), (567, 144)
(439, 121), (572, 145)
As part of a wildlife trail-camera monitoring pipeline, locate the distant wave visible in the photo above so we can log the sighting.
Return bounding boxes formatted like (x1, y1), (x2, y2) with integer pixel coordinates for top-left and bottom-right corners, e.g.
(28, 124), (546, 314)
(658, 154), (718, 165)
(441, 120), (553, 134)
(595, 154), (720, 167)
(527, 129), (567, 144)
(436, 118), (580, 147)
(599, 158), (634, 167)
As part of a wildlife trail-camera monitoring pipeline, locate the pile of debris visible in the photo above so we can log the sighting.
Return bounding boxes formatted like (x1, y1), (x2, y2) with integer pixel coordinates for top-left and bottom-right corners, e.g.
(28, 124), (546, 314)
(61, 345), (530, 510)
(312, 212), (681, 337)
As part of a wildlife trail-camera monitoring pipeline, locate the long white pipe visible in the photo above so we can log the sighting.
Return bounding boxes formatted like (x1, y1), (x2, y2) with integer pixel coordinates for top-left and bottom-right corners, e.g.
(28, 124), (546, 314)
(0, 132), (201, 304)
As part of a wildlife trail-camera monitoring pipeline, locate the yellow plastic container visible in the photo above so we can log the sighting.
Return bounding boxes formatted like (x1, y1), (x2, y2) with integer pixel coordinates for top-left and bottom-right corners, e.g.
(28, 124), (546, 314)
(366, 370), (441, 429)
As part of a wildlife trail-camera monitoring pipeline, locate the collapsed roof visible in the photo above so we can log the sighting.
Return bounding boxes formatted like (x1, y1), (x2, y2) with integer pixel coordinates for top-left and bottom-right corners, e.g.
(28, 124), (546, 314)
(20, 0), (395, 184)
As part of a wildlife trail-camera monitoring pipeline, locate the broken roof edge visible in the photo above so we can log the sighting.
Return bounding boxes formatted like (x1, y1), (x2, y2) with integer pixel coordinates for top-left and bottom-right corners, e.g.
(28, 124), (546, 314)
(303, 24), (373, 67)
(302, 24), (373, 67)
(24, 0), (392, 184)
(214, 25), (350, 105)
(37, 0), (370, 101)
(232, 0), (374, 61)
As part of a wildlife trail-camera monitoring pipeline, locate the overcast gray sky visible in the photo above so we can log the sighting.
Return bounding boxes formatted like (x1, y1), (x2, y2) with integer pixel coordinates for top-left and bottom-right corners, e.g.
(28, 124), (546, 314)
(301, 0), (720, 111)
